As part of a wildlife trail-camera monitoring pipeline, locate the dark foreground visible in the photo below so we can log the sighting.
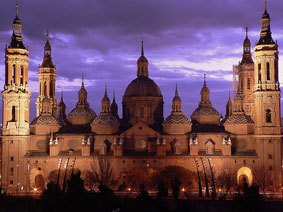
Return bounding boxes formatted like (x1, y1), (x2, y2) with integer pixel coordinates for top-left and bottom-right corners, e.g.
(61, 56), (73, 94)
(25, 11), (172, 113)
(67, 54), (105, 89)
(1, 196), (283, 212)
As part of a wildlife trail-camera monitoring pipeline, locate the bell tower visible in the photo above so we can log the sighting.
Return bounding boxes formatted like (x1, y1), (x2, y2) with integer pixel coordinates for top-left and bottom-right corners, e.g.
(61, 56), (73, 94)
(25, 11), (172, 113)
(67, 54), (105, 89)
(36, 31), (57, 117)
(253, 0), (281, 134)
(2, 4), (30, 135)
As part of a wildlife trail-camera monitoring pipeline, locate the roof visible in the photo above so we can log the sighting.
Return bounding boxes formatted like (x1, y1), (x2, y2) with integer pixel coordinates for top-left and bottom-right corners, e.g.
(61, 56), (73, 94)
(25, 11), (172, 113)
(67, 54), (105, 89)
(68, 106), (96, 117)
(191, 106), (220, 117)
(30, 115), (60, 126)
(164, 114), (190, 124)
(124, 77), (162, 97)
(222, 114), (254, 124)
(92, 114), (119, 125)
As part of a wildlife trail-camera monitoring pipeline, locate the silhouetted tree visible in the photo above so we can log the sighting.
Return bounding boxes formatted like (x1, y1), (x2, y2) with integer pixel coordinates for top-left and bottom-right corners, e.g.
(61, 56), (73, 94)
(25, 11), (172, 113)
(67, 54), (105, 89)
(252, 165), (272, 196)
(171, 177), (182, 199)
(41, 182), (63, 212)
(157, 180), (168, 200)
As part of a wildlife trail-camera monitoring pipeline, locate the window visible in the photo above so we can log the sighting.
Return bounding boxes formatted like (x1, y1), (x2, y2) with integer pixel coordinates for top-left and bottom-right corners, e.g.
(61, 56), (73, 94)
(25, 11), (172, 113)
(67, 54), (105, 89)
(143, 160), (146, 164)
(240, 79), (244, 93)
(275, 61), (278, 81)
(12, 65), (15, 83)
(269, 166), (273, 171)
(269, 139), (272, 143)
(12, 106), (16, 121)
(122, 160), (125, 164)
(10, 140), (13, 144)
(266, 62), (270, 80)
(153, 160), (156, 163)
(20, 66), (24, 84)
(235, 160), (237, 163)
(252, 160), (255, 164)
(10, 180), (13, 185)
(10, 168), (14, 176)
(10, 157), (14, 162)
(270, 181), (273, 186)
(258, 64), (261, 82)
(133, 160), (135, 164)
(243, 160), (246, 164)
(266, 109), (271, 123)
(247, 78), (250, 90)
(268, 154), (273, 159)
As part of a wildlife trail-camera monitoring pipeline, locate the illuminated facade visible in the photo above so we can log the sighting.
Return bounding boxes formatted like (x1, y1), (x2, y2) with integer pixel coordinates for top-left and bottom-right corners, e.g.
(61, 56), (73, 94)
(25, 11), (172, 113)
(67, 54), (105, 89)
(1, 2), (282, 193)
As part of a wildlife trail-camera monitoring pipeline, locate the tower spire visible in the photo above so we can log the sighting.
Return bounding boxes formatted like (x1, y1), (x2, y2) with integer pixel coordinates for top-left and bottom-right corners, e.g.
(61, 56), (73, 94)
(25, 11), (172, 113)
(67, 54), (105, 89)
(104, 84), (108, 97)
(264, 0), (267, 12)
(141, 37), (144, 56)
(47, 29), (49, 42)
(113, 90), (116, 102)
(245, 25), (248, 39)
(82, 74), (84, 88)
(16, 2), (19, 18)
(204, 73), (207, 87)
(175, 83), (179, 97)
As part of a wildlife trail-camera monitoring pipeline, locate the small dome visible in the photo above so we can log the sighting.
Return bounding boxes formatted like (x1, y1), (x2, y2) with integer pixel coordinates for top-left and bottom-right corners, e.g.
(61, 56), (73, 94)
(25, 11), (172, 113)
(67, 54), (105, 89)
(68, 107), (96, 118)
(191, 107), (220, 117)
(79, 87), (87, 94)
(42, 97), (50, 103)
(13, 17), (21, 25)
(222, 114), (254, 124)
(173, 95), (181, 102)
(31, 115), (60, 126)
(124, 77), (162, 97)
(201, 86), (210, 96)
(92, 114), (119, 125)
(164, 114), (190, 124)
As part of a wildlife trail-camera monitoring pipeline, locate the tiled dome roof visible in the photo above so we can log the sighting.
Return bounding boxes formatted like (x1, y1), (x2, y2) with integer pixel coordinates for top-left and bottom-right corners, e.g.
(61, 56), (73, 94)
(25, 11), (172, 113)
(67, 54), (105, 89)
(31, 115), (60, 126)
(191, 107), (220, 117)
(222, 114), (254, 124)
(164, 114), (190, 124)
(68, 107), (96, 117)
(92, 114), (119, 125)
(124, 77), (162, 97)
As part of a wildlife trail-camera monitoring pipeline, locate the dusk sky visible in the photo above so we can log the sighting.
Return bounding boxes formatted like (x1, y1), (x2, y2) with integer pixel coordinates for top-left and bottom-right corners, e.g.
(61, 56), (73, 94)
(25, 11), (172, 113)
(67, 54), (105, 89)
(0, 0), (283, 120)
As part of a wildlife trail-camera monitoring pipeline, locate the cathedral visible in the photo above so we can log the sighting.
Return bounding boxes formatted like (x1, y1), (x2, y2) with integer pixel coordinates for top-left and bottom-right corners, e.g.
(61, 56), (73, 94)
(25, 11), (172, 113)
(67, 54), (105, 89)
(0, 2), (282, 194)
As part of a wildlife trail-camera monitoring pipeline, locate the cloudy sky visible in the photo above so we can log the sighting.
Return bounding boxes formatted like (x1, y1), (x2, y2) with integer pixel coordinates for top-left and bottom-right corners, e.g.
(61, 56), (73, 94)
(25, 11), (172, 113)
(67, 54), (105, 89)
(0, 0), (283, 120)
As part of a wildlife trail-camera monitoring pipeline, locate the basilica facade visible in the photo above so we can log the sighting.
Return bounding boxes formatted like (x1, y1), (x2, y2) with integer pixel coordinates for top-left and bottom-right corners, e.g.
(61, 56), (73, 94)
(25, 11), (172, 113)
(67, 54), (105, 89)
(1, 2), (282, 193)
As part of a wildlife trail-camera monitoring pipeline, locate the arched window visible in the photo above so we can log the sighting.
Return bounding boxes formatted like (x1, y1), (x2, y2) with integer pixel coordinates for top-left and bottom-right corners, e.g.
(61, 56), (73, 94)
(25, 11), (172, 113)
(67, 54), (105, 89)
(266, 109), (271, 123)
(44, 82), (47, 96)
(20, 66), (24, 85)
(275, 61), (278, 81)
(12, 65), (16, 83)
(12, 106), (16, 121)
(258, 64), (261, 82)
(266, 62), (270, 80)
(240, 79), (244, 93)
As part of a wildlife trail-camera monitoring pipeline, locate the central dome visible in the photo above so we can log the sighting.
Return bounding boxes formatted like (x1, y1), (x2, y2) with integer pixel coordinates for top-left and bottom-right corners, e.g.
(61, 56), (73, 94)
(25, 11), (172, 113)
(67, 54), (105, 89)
(124, 77), (162, 97)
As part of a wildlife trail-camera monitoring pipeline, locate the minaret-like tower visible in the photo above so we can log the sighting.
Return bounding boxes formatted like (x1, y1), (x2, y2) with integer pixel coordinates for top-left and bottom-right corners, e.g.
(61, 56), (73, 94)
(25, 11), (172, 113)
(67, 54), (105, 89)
(172, 83), (182, 115)
(2, 4), (31, 135)
(233, 26), (255, 117)
(36, 31), (57, 117)
(225, 91), (232, 117)
(111, 91), (119, 119)
(58, 92), (66, 120)
(253, 0), (280, 134)
(101, 85), (111, 115)
(137, 39), (148, 78)
(1, 4), (31, 193)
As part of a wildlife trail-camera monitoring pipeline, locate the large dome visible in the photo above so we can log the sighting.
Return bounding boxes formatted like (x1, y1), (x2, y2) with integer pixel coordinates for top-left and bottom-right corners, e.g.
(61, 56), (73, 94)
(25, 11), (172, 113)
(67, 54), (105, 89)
(31, 115), (60, 126)
(124, 77), (162, 97)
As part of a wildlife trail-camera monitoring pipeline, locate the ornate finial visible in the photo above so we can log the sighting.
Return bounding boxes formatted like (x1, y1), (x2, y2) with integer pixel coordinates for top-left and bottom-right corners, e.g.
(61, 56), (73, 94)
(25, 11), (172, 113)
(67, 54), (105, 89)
(61, 91), (63, 100)
(141, 36), (144, 56)
(245, 25), (248, 38)
(204, 73), (207, 87)
(82, 74), (84, 88)
(16, 2), (19, 18)
(228, 90), (231, 100)
(175, 82), (179, 97)
(264, 0), (267, 12)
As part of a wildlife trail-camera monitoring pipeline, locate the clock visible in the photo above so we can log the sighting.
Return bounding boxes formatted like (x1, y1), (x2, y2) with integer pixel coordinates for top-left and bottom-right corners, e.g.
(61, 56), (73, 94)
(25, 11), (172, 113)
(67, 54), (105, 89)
(135, 140), (147, 150)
